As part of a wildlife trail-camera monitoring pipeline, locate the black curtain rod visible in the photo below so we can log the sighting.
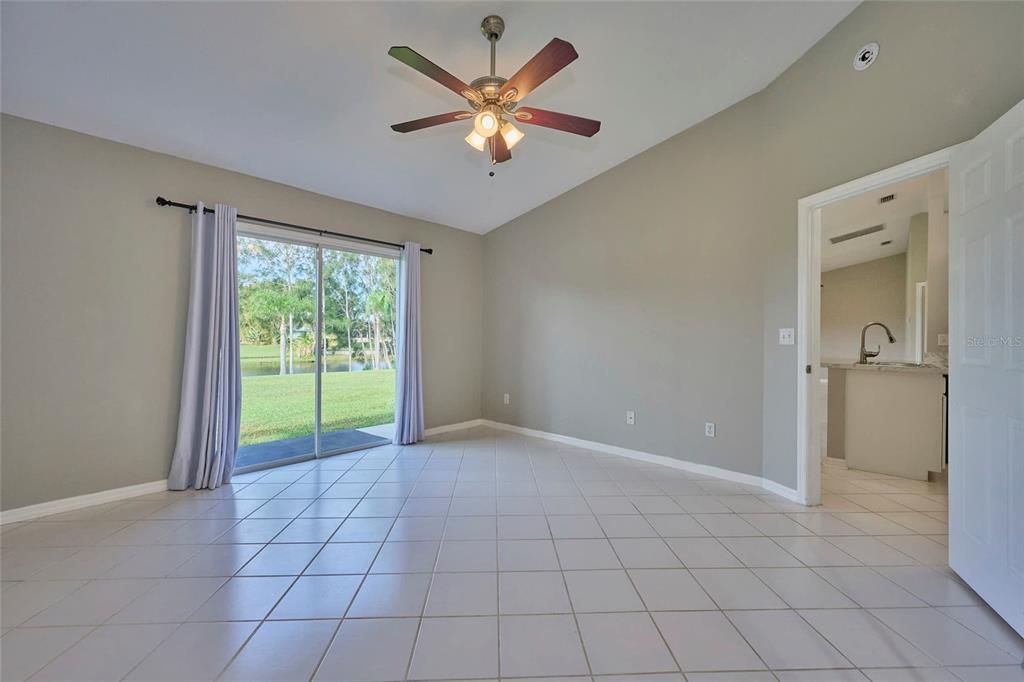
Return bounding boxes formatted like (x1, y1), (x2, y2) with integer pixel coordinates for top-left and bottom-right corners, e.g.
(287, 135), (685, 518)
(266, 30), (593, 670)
(155, 196), (433, 254)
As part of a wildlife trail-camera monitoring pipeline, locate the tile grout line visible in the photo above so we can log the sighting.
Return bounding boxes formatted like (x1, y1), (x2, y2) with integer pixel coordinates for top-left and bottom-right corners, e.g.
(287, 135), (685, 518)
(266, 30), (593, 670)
(208, 444), (396, 681)
(6, 429), (997, 682)
(546, 454), (597, 680)
(315, 446), (415, 682)
(402, 444), (468, 682)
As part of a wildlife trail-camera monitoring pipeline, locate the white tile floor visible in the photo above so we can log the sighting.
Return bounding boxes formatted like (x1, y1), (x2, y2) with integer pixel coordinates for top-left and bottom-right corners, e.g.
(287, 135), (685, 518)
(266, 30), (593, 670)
(2, 428), (1022, 681)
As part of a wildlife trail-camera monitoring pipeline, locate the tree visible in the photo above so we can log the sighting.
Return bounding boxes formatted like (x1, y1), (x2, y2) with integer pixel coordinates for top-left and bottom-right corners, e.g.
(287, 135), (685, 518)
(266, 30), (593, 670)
(238, 237), (396, 375)
(323, 250), (364, 369)
(237, 237), (315, 375)
(358, 255), (397, 370)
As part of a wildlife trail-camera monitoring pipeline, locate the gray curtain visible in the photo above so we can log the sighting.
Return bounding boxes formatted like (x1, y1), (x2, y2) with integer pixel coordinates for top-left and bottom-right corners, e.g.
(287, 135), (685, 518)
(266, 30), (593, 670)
(168, 203), (242, 490)
(393, 242), (424, 444)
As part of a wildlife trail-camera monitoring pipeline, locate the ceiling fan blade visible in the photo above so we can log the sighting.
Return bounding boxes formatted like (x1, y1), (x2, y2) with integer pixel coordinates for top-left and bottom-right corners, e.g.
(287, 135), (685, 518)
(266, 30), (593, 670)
(490, 134), (511, 164)
(499, 38), (578, 102)
(514, 107), (601, 137)
(391, 111), (472, 133)
(388, 46), (480, 102)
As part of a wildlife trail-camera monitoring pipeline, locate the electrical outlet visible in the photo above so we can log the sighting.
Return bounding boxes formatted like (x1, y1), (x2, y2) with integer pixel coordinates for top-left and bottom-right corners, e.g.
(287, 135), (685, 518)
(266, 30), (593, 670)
(937, 333), (949, 347)
(705, 422), (716, 438)
(626, 410), (636, 426)
(503, 393), (510, 405)
(779, 328), (795, 345)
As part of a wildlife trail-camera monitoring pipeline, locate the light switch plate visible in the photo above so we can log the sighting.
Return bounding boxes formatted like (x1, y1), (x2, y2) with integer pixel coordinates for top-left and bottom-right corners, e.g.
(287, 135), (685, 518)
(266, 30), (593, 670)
(626, 410), (636, 426)
(779, 328), (795, 345)
(705, 422), (716, 438)
(938, 333), (949, 347)
(503, 393), (510, 405)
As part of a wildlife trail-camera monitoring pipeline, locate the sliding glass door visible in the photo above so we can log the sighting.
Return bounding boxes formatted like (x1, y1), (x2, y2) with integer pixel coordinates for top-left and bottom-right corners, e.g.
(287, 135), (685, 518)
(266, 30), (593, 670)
(235, 227), (397, 470)
(236, 235), (317, 469)
(319, 247), (398, 455)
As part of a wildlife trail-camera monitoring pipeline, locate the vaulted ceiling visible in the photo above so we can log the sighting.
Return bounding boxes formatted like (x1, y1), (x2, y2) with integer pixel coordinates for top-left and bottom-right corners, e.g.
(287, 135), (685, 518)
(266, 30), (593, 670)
(2, 1), (856, 233)
(821, 169), (946, 272)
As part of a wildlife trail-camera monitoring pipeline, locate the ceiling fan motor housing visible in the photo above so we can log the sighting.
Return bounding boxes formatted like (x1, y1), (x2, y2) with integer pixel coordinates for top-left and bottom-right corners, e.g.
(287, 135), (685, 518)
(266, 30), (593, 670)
(469, 76), (510, 108)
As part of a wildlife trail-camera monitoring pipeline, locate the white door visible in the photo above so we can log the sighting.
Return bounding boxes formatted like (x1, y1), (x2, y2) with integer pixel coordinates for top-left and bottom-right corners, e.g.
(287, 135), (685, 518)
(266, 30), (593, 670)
(948, 98), (1024, 636)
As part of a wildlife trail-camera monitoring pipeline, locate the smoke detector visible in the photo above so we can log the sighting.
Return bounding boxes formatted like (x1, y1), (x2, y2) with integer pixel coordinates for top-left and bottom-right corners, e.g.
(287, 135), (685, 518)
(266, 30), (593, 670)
(854, 42), (879, 71)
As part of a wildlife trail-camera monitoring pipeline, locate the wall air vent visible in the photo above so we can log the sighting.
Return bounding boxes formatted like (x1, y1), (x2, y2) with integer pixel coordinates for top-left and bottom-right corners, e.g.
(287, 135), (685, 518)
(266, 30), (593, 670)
(879, 193), (896, 204)
(830, 224), (885, 245)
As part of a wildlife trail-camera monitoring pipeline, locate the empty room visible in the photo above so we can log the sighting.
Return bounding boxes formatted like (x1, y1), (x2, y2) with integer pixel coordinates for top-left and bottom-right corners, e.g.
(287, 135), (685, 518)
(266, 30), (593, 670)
(2, 1), (1023, 681)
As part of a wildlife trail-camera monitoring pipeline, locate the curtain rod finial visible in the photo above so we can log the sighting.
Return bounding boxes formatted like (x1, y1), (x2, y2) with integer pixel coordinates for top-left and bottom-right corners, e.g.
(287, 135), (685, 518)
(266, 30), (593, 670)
(156, 196), (169, 206)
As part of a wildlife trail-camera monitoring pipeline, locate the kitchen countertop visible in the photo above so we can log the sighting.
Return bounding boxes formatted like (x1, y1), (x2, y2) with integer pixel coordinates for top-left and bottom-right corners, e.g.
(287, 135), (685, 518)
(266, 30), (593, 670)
(822, 359), (948, 374)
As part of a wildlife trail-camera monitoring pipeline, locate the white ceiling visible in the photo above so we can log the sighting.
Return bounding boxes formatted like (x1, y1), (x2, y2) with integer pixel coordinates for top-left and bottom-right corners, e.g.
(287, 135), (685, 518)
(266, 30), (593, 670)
(820, 169), (946, 272)
(1, 1), (856, 233)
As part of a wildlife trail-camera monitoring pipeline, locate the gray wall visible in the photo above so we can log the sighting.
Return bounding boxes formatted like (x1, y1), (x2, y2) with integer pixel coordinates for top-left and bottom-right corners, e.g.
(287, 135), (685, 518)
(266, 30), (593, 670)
(1, 115), (483, 510)
(821, 254), (907, 361)
(482, 2), (1024, 488)
(4, 2), (1024, 509)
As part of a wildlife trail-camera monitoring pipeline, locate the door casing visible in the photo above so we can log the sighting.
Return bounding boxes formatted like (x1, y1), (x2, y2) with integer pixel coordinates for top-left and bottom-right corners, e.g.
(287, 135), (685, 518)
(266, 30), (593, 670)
(794, 146), (958, 506)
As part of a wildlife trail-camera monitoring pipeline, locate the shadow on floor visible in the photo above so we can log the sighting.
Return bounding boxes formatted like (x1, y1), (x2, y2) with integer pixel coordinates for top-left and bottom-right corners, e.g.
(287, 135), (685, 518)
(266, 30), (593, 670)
(235, 429), (390, 469)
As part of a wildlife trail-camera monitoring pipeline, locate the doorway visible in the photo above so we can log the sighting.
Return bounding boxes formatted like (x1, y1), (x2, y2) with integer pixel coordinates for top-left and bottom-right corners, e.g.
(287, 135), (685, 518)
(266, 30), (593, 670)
(798, 99), (1024, 639)
(795, 147), (954, 506)
(234, 224), (399, 471)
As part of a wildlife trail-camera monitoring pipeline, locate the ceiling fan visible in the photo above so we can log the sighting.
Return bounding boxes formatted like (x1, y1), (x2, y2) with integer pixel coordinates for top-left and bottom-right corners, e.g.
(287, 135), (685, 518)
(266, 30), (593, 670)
(388, 15), (601, 166)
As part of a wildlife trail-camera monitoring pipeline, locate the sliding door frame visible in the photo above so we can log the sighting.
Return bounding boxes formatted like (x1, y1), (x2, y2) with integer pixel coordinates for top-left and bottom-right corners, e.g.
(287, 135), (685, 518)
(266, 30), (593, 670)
(314, 246), (323, 458)
(235, 221), (399, 472)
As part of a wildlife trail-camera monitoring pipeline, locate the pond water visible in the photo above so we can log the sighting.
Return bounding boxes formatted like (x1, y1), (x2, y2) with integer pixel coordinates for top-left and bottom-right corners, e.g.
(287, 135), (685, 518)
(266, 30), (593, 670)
(241, 355), (386, 377)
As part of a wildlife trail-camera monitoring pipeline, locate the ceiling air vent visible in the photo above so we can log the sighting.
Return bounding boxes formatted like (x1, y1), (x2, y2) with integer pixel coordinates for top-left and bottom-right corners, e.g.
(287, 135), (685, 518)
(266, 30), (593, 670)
(879, 193), (896, 204)
(830, 224), (885, 245)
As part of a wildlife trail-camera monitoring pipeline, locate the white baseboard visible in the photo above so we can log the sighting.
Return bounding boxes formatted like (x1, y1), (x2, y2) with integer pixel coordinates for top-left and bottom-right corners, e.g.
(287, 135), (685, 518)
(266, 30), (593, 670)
(480, 419), (806, 505)
(1, 416), (807, 524)
(424, 418), (486, 437)
(1, 418), (487, 525)
(1, 479), (168, 525)
(760, 478), (805, 503)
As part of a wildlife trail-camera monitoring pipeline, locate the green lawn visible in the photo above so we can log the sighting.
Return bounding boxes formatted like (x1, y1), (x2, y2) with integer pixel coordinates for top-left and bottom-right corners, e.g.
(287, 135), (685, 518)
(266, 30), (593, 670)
(241, 370), (395, 445)
(240, 343), (281, 359)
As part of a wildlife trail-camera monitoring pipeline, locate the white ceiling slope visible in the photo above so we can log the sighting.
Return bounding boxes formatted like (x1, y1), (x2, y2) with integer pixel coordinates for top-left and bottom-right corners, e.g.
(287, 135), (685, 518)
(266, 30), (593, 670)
(820, 169), (944, 272)
(2, 2), (856, 233)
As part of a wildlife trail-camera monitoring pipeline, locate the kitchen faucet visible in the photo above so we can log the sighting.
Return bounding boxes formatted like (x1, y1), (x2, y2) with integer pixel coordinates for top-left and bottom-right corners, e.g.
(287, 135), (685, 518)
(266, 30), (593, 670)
(859, 322), (896, 364)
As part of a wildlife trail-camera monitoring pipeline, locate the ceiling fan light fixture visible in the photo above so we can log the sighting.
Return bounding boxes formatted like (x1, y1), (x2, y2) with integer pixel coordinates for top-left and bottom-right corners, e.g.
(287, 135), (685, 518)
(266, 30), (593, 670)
(465, 130), (487, 152)
(387, 17), (600, 165)
(473, 110), (500, 138)
(500, 121), (524, 150)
